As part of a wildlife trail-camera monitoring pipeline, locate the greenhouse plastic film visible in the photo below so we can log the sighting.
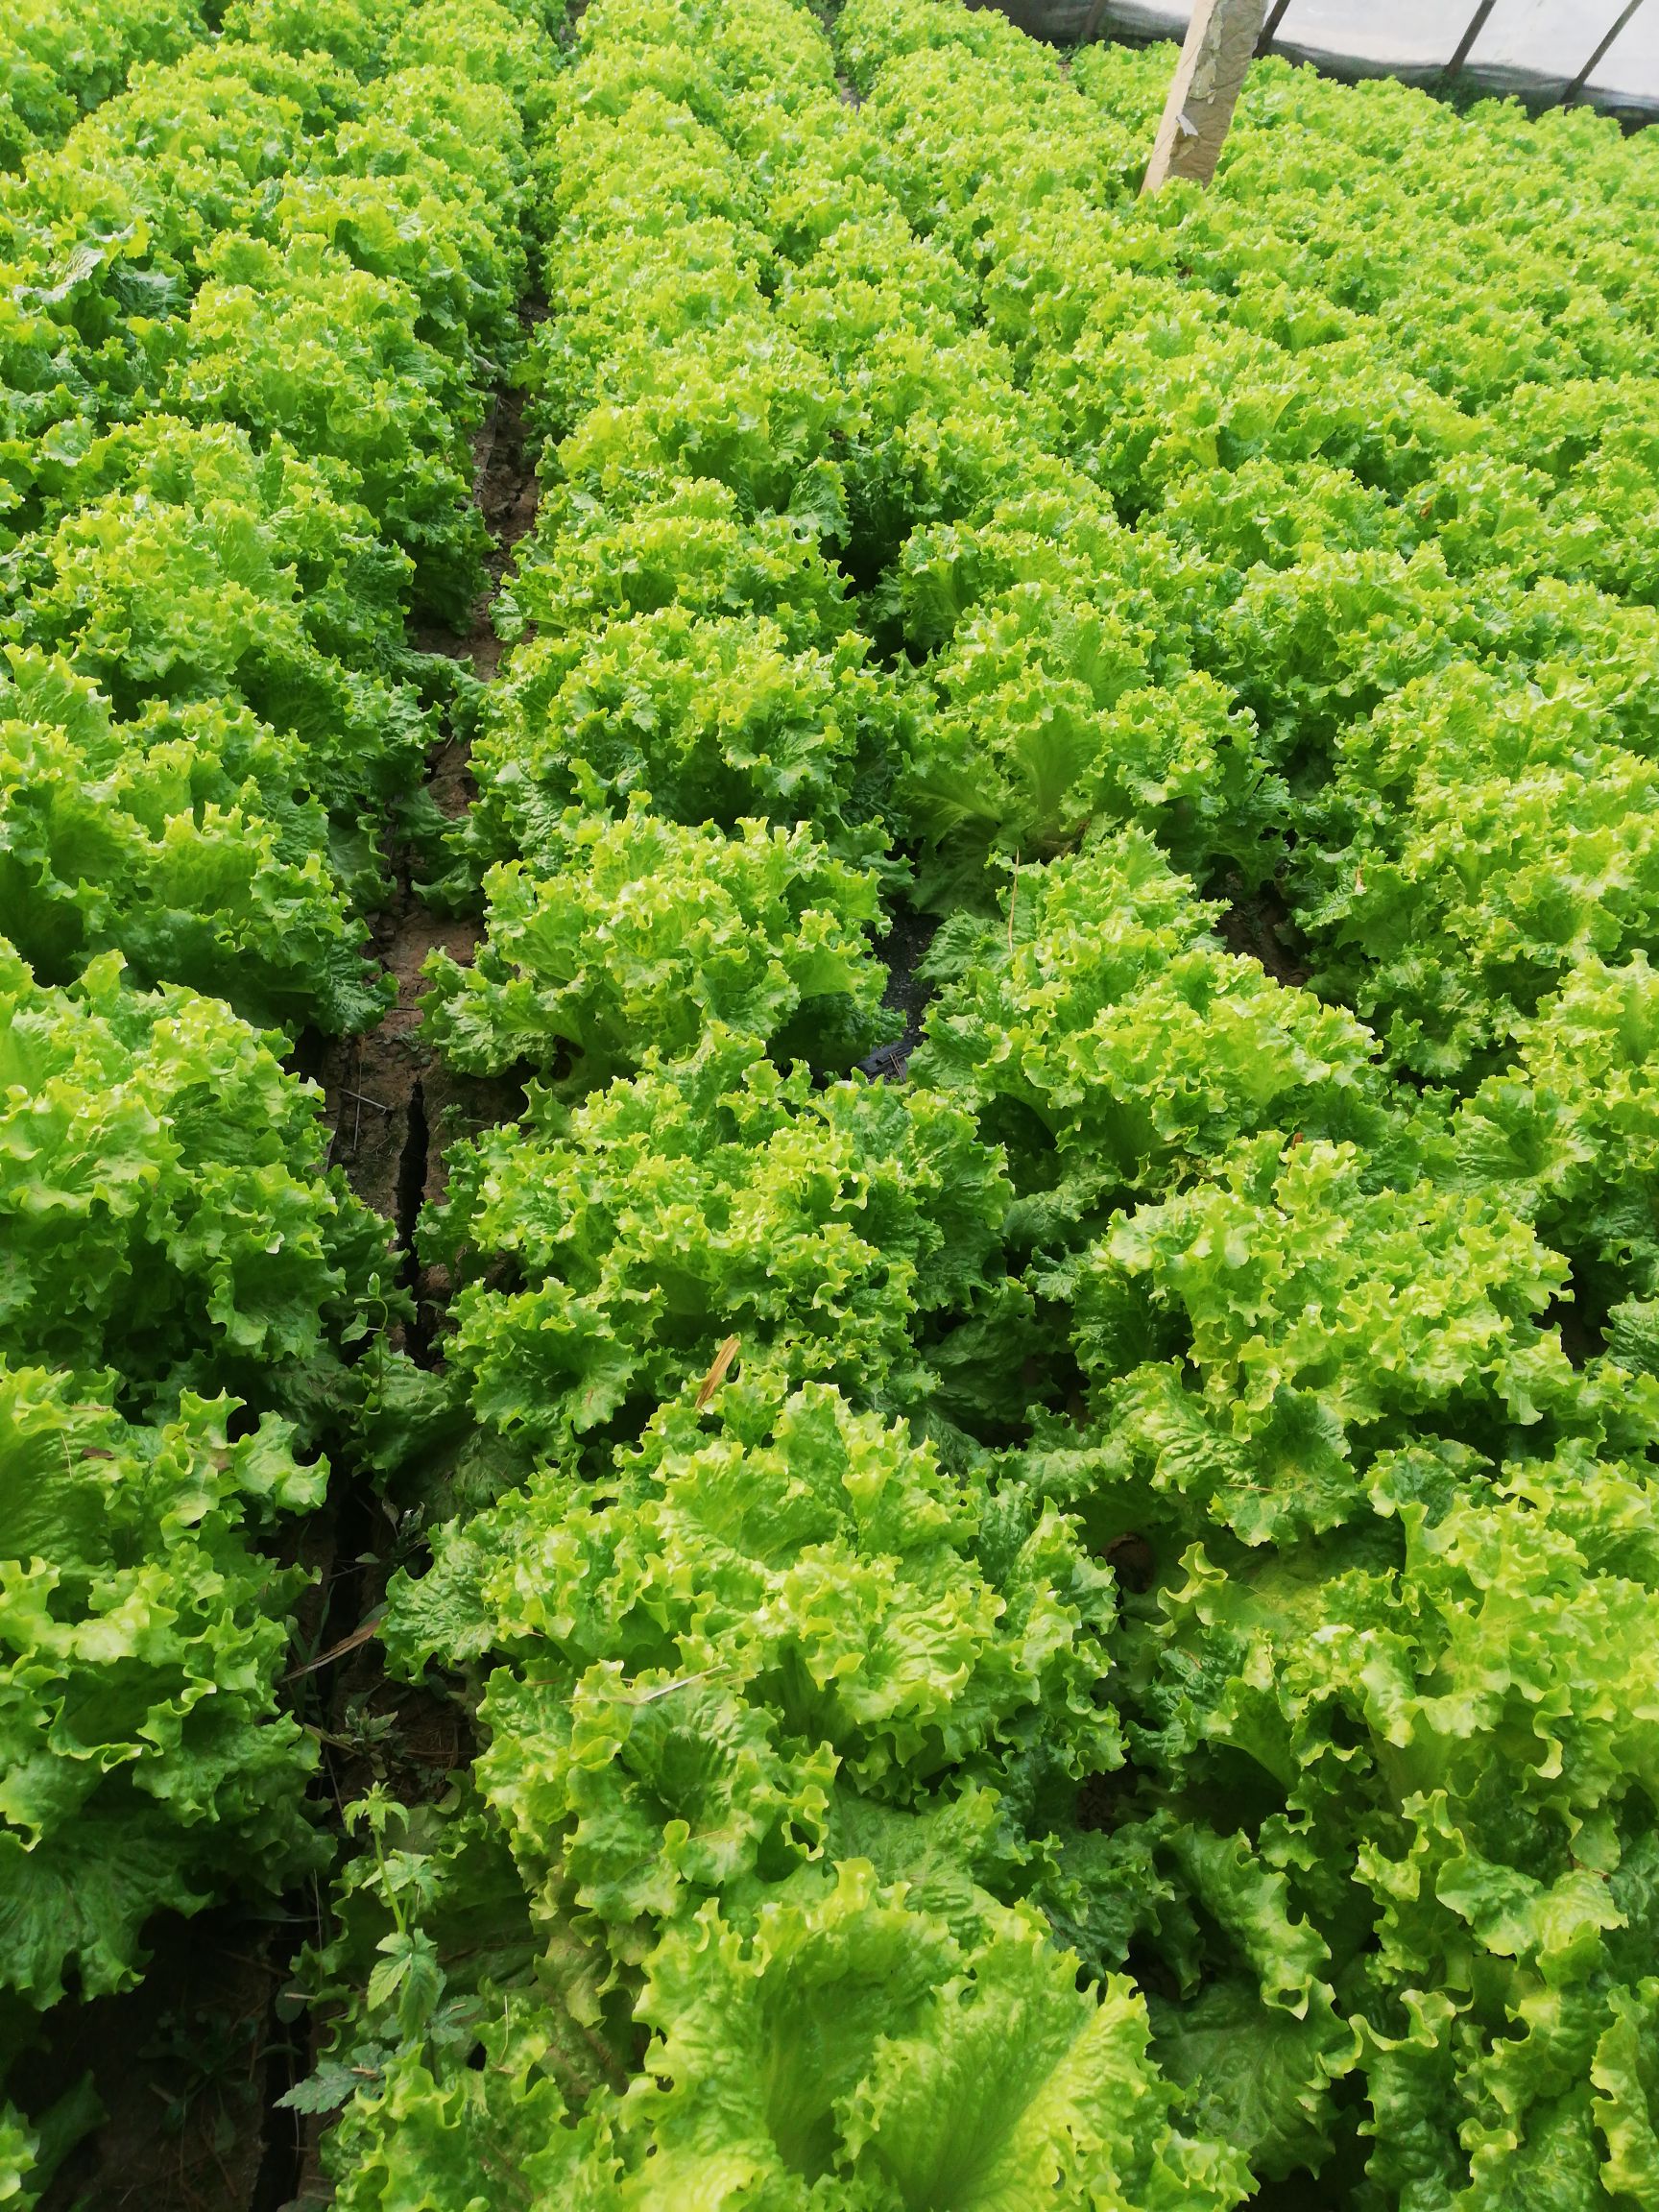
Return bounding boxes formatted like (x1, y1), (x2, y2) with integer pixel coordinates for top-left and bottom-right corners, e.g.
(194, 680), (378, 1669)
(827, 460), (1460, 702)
(1079, 0), (1659, 115)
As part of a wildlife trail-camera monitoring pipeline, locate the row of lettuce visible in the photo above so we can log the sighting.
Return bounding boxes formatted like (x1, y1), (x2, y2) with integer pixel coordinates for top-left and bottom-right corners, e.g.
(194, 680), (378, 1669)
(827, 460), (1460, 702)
(844, 1), (1659, 1090)
(0, 0), (560, 1032)
(294, 4), (1659, 2210)
(8, 0), (1659, 2199)
(0, 0), (204, 174)
(0, 0), (560, 2197)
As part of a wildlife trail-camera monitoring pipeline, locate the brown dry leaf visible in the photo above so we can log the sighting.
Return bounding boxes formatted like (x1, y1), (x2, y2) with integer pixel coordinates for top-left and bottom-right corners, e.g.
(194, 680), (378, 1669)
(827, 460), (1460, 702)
(694, 1334), (741, 1409)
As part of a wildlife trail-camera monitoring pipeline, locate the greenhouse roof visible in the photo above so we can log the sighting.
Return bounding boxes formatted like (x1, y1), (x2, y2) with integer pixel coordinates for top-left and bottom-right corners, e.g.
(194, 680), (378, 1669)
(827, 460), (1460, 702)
(1090, 0), (1659, 118)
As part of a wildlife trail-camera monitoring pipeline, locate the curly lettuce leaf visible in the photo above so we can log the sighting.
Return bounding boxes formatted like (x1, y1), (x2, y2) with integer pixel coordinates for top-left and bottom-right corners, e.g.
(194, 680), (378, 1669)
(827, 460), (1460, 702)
(914, 830), (1395, 1255)
(387, 1381), (1116, 1960)
(423, 805), (894, 1085)
(429, 1025), (1013, 1461)
(0, 648), (385, 1034)
(0, 939), (400, 1427)
(0, 1366), (324, 2009)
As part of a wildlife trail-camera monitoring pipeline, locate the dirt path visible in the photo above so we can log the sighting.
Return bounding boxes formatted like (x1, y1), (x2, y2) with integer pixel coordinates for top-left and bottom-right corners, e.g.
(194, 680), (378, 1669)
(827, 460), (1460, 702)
(318, 355), (543, 1278)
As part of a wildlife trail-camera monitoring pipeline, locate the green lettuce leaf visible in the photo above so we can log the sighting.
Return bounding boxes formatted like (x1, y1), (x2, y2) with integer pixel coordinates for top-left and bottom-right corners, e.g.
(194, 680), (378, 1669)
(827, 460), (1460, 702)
(429, 1025), (1013, 1461)
(423, 805), (894, 1085)
(0, 1365), (324, 2009)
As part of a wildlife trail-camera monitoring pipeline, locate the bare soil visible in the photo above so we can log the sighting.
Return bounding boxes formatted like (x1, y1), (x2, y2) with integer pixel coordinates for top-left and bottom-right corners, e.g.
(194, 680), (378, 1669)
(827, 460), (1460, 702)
(318, 369), (542, 1269)
(1214, 870), (1312, 990)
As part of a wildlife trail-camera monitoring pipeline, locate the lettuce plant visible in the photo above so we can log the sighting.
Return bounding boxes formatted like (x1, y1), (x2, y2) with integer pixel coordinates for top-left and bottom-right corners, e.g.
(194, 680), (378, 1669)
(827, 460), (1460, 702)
(0, 648), (385, 1034)
(915, 831), (1394, 1251)
(0, 941), (399, 1427)
(497, 478), (855, 655)
(427, 1027), (1013, 1463)
(323, 1868), (1250, 2212)
(1049, 1133), (1611, 1551)
(0, 0), (204, 171)
(1292, 664), (1659, 1079)
(389, 1379), (1117, 1942)
(0, 1368), (325, 2011)
(5, 421), (424, 887)
(465, 609), (914, 870)
(423, 805), (895, 1084)
(1104, 1450), (1659, 2202)
(1451, 952), (1659, 1327)
(325, 1381), (1236, 2210)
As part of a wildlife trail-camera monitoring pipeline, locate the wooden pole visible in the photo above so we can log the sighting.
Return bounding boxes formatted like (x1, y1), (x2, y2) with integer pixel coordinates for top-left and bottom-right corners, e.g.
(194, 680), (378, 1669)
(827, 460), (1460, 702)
(1142, 0), (1269, 193)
